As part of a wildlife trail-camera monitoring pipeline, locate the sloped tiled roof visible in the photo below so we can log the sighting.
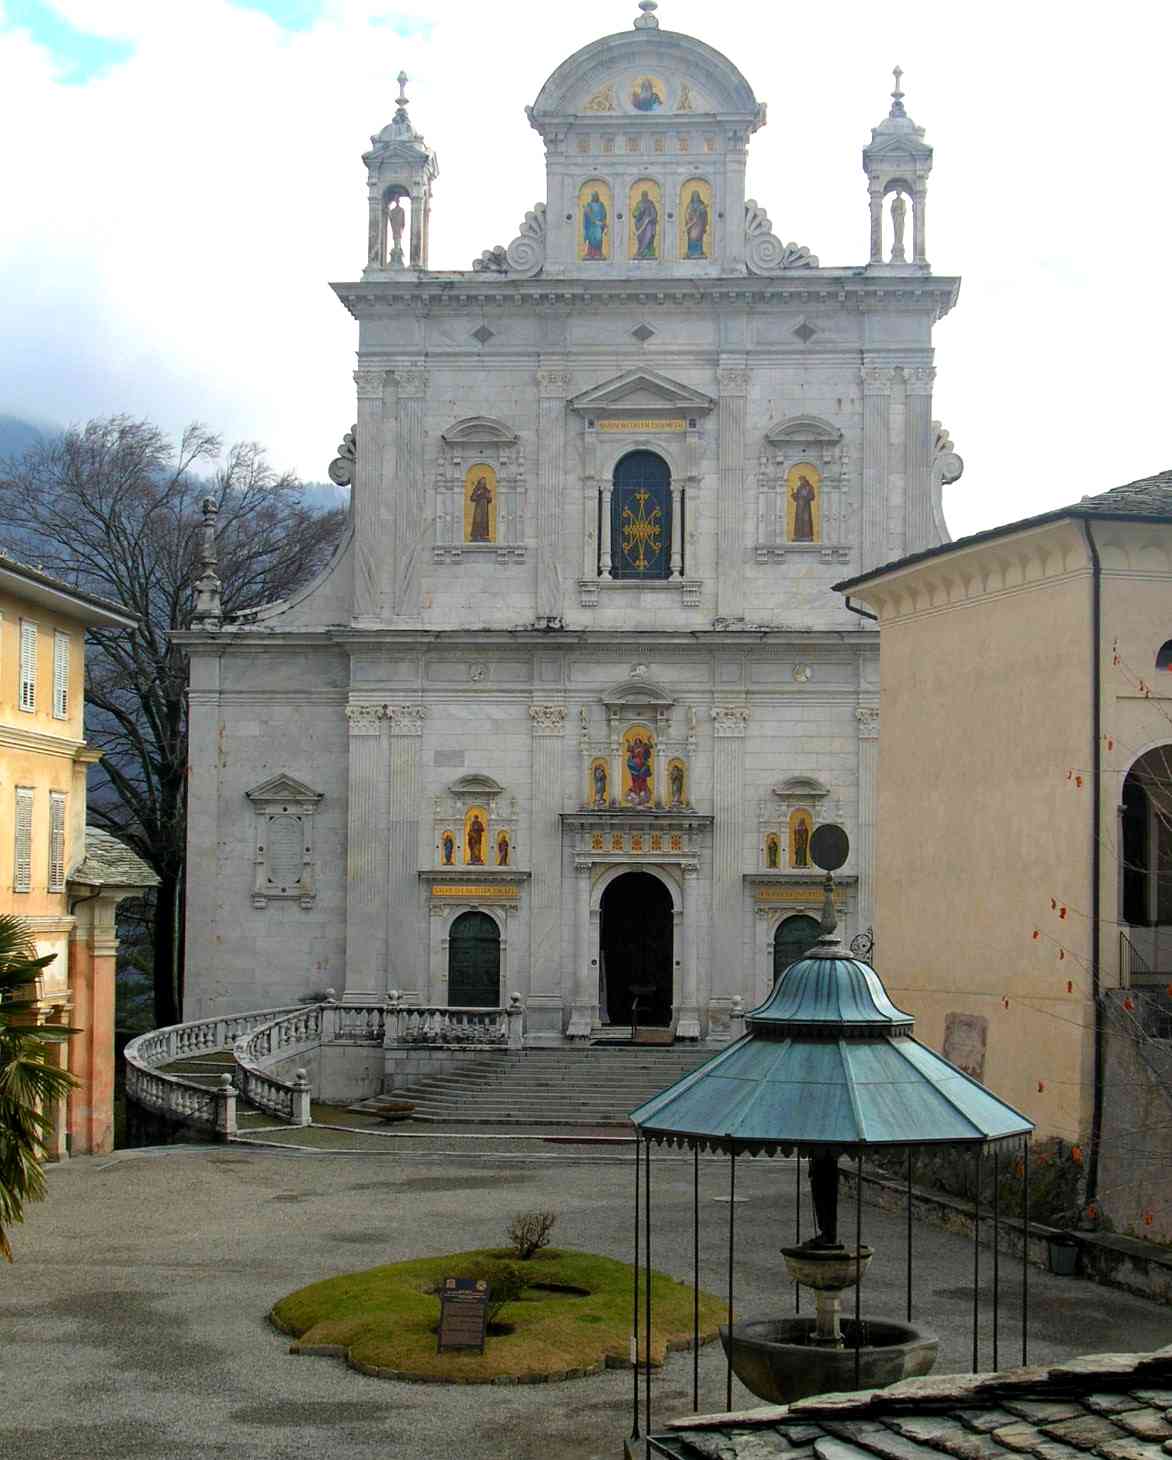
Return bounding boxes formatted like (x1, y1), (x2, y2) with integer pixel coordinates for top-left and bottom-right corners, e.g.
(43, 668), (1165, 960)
(0, 549), (137, 623)
(650, 1346), (1172, 1459)
(1076, 470), (1172, 516)
(69, 827), (158, 888)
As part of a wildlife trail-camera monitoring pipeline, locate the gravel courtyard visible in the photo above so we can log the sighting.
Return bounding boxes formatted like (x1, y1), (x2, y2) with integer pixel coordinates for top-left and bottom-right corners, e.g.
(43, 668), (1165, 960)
(3, 1142), (1169, 1460)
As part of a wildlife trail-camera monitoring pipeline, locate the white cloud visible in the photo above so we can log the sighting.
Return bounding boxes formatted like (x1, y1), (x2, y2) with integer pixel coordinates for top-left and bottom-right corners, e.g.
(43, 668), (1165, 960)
(2, 0), (1169, 538)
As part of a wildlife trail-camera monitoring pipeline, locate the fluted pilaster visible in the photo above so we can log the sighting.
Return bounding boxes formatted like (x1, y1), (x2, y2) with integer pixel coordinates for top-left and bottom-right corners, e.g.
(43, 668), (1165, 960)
(861, 367), (895, 573)
(711, 705), (750, 1004)
(678, 860), (702, 1039)
(718, 367), (749, 620)
(537, 369), (570, 624)
(352, 370), (387, 623)
(528, 702), (566, 1013)
(394, 369), (428, 618)
(569, 857), (593, 1039)
(856, 705), (879, 930)
(344, 703), (389, 995)
(904, 366), (935, 555)
(386, 704), (428, 997)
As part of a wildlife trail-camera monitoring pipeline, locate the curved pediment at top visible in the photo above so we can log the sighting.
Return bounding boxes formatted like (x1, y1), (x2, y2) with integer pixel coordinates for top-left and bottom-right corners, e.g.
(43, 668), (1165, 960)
(772, 775), (830, 801)
(447, 773), (506, 797)
(441, 416), (518, 446)
(765, 415), (843, 446)
(601, 676), (675, 707)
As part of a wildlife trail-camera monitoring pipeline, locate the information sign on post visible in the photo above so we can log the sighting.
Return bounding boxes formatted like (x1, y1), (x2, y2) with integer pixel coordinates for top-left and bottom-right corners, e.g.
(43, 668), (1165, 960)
(437, 1277), (490, 1354)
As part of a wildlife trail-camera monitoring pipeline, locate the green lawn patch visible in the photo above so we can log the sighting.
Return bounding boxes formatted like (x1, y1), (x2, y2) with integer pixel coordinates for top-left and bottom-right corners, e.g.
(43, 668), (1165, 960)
(271, 1247), (723, 1384)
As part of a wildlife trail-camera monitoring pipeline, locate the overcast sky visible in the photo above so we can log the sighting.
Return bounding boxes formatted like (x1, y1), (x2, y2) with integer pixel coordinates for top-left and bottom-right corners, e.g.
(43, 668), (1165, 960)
(2, 0), (1169, 541)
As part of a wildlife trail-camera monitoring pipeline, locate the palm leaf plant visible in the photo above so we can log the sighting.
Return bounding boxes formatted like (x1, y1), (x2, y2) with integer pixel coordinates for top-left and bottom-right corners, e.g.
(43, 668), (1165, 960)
(0, 914), (78, 1261)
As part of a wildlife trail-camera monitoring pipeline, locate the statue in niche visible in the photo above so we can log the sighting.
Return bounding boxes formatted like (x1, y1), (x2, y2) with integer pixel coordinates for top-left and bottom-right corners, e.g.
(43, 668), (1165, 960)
(467, 814), (485, 865)
(441, 831), (455, 865)
(468, 474), (493, 542)
(593, 762), (608, 806)
(583, 191), (608, 260)
(669, 761), (685, 807)
(388, 193), (406, 264)
(890, 190), (907, 263)
(766, 835), (780, 869)
(497, 832), (510, 866)
(684, 189), (709, 258)
(633, 189), (658, 259)
(793, 818), (810, 868)
(791, 473), (817, 542)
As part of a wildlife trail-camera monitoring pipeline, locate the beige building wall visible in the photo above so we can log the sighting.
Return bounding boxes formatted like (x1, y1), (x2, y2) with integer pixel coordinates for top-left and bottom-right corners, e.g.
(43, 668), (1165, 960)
(852, 519), (1099, 1143)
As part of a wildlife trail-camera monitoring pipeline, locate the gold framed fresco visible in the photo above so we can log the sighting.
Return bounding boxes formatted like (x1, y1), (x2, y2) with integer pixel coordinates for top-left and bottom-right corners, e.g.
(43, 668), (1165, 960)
(621, 723), (655, 808)
(628, 178), (663, 260)
(629, 75), (666, 112)
(765, 833), (781, 869)
(578, 179), (612, 262)
(789, 809), (813, 869)
(463, 463), (497, 544)
(463, 805), (489, 866)
(679, 178), (713, 260)
(786, 463), (821, 543)
(666, 757), (687, 808)
(588, 757), (610, 807)
(495, 829), (511, 866)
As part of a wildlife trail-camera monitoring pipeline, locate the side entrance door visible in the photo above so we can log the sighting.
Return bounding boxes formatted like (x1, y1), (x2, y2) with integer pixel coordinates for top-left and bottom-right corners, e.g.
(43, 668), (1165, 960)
(448, 911), (501, 1006)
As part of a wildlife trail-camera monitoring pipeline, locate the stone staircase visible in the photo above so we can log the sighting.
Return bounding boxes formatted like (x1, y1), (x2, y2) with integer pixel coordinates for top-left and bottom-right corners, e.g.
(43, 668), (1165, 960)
(156, 1051), (283, 1132)
(370, 1045), (717, 1127)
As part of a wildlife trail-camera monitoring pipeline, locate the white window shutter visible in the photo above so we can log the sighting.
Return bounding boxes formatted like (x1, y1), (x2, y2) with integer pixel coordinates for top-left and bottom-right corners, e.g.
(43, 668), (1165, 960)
(48, 792), (66, 892)
(53, 633), (69, 719)
(14, 788), (33, 892)
(19, 621), (37, 712)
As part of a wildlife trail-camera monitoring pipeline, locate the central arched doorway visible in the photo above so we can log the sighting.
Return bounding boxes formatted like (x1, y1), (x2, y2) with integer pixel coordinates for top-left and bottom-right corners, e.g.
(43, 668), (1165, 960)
(600, 871), (673, 1027)
(448, 911), (501, 1006)
(773, 914), (820, 985)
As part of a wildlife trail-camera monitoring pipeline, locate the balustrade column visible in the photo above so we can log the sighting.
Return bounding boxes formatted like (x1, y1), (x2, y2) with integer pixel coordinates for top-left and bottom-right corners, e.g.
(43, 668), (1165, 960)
(904, 366), (935, 555)
(386, 705), (428, 1003)
(537, 369), (570, 623)
(353, 369), (388, 624)
(717, 366), (749, 620)
(856, 705), (879, 932)
(678, 860), (702, 1040)
(394, 368), (428, 618)
(344, 703), (389, 998)
(569, 858), (594, 1038)
(528, 703), (566, 1027)
(712, 706), (750, 1013)
(861, 367), (895, 573)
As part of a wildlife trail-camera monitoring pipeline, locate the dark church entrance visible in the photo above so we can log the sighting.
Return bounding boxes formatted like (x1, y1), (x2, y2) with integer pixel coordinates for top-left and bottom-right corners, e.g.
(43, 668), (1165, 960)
(774, 914), (820, 985)
(600, 872), (673, 1027)
(448, 911), (501, 1006)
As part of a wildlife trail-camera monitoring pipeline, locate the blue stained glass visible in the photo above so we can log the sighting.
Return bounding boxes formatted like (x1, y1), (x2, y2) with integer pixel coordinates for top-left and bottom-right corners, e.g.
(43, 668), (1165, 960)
(611, 451), (671, 580)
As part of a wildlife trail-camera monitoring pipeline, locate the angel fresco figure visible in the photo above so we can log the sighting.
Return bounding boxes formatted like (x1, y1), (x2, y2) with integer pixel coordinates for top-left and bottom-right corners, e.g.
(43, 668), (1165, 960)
(469, 475), (493, 542)
(467, 815), (485, 865)
(791, 474), (816, 542)
(633, 190), (658, 259)
(583, 191), (608, 260)
(626, 736), (653, 806)
(593, 762), (608, 806)
(684, 189), (708, 258)
(631, 77), (663, 111)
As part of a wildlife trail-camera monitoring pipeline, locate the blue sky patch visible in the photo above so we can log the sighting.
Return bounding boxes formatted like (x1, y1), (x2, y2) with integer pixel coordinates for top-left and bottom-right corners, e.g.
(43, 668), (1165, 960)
(230, 0), (325, 30)
(4, 0), (134, 83)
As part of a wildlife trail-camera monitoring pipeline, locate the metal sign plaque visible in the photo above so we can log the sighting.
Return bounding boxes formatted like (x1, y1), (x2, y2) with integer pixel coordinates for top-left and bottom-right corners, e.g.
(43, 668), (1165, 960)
(437, 1277), (490, 1354)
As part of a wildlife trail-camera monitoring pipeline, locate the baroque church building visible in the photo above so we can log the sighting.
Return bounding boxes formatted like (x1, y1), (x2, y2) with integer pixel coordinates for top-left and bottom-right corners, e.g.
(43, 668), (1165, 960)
(181, 2), (964, 1043)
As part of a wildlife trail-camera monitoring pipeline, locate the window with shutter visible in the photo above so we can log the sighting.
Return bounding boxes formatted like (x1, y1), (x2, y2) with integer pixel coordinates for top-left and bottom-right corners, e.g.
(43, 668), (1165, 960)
(266, 814), (304, 891)
(14, 788), (33, 893)
(48, 792), (66, 892)
(19, 621), (37, 712)
(53, 633), (69, 719)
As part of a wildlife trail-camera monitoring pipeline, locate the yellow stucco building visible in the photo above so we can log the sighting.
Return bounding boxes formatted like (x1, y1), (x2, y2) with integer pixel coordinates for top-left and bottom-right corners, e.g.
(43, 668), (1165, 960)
(836, 473), (1172, 1230)
(0, 552), (153, 1157)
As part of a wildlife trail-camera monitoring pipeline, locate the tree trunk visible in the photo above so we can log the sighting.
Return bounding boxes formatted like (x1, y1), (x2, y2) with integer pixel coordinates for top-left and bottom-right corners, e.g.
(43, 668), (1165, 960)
(151, 868), (186, 1028)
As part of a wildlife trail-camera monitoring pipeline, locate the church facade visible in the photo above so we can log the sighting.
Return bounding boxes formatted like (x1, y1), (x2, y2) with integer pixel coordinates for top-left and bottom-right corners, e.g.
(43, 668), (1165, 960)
(180, 2), (963, 1043)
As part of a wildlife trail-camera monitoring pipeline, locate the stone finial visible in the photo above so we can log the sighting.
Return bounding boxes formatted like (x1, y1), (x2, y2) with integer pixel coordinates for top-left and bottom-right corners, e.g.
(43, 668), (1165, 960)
(890, 65), (906, 119)
(396, 70), (409, 110)
(192, 496), (222, 628)
(634, 0), (659, 28)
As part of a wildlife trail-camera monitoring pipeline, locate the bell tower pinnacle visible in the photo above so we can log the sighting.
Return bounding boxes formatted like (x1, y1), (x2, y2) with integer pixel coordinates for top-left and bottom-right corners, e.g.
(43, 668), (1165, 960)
(362, 70), (439, 275)
(862, 67), (933, 271)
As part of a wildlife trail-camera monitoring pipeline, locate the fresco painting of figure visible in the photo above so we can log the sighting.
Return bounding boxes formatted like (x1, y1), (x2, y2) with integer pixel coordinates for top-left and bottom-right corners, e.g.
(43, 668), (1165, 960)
(679, 179), (712, 259)
(790, 810), (813, 868)
(591, 758), (609, 806)
(578, 180), (612, 261)
(464, 463), (497, 543)
(631, 76), (664, 111)
(628, 180), (661, 260)
(668, 758), (686, 807)
(622, 725), (655, 807)
(786, 463), (820, 543)
(441, 831), (455, 866)
(496, 831), (510, 866)
(766, 834), (780, 869)
(464, 807), (488, 865)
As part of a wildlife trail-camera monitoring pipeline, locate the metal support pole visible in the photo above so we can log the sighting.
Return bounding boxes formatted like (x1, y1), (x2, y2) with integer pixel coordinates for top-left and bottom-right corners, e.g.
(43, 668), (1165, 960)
(692, 1143), (700, 1412)
(1022, 1134), (1030, 1366)
(645, 1135), (652, 1453)
(854, 1151), (863, 1391)
(632, 1132), (640, 1441)
(972, 1145), (982, 1373)
(726, 1144), (736, 1413)
(993, 1147), (1001, 1372)
(795, 1149), (801, 1315)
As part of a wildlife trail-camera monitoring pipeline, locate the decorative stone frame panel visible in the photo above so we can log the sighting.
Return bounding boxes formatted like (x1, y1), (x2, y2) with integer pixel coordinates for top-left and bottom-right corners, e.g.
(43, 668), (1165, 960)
(244, 774), (324, 909)
(432, 773), (518, 869)
(428, 899), (514, 1007)
(755, 415), (850, 563)
(757, 775), (835, 868)
(433, 417), (527, 564)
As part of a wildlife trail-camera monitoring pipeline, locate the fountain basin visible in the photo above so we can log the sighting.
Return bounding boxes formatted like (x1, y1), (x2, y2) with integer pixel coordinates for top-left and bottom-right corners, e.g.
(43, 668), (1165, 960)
(720, 1316), (938, 1405)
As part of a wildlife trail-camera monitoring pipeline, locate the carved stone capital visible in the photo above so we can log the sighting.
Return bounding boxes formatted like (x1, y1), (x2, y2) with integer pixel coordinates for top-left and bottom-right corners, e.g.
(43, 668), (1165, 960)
(353, 369), (387, 401)
(386, 704), (429, 735)
(904, 366), (936, 395)
(683, 860), (701, 878)
(394, 369), (429, 398)
(529, 704), (568, 736)
(855, 705), (880, 738)
(575, 857), (593, 875)
(718, 367), (750, 395)
(861, 367), (897, 396)
(712, 705), (751, 737)
(537, 369), (572, 399)
(345, 703), (385, 735)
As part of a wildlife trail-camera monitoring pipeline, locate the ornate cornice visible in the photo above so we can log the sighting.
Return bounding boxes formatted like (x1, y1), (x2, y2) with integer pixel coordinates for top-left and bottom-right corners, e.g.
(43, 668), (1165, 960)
(529, 703), (568, 735)
(712, 705), (751, 737)
(386, 703), (429, 735)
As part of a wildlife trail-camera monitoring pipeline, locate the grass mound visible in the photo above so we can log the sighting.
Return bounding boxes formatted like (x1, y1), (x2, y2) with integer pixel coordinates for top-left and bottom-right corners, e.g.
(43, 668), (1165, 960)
(271, 1247), (723, 1384)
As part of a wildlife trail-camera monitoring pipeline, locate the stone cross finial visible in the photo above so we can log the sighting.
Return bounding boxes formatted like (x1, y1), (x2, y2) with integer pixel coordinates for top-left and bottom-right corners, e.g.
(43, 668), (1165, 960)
(634, 0), (659, 29)
(890, 64), (906, 118)
(396, 70), (409, 109)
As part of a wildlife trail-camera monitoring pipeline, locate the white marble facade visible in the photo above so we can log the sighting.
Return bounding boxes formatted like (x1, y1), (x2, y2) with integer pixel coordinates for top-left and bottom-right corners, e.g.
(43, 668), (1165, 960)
(180, 5), (962, 1040)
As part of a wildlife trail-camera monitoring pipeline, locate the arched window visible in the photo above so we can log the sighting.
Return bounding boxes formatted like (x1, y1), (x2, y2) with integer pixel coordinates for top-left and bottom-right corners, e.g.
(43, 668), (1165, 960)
(1156, 641), (1172, 671)
(1121, 747), (1172, 930)
(609, 450), (672, 580)
(773, 914), (821, 984)
(448, 911), (501, 1007)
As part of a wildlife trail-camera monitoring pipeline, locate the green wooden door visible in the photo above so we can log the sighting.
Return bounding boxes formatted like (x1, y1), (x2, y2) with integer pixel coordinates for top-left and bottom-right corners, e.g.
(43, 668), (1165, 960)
(448, 911), (501, 1007)
(773, 915), (820, 984)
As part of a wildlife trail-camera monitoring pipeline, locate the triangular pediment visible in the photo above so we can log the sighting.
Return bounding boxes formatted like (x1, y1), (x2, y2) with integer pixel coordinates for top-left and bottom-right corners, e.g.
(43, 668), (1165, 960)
(441, 416), (518, 446)
(245, 774), (324, 805)
(865, 136), (931, 163)
(765, 415), (843, 446)
(570, 370), (715, 416)
(601, 677), (675, 707)
(447, 773), (506, 797)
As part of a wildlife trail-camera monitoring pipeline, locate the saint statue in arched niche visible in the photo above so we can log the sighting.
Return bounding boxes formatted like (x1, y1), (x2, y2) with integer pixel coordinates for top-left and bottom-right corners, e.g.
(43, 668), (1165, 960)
(787, 463), (820, 543)
(441, 831), (455, 866)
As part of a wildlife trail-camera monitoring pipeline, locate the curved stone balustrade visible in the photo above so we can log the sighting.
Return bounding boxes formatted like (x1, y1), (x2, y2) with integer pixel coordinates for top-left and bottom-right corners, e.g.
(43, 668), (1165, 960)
(232, 1005), (325, 1124)
(386, 995), (524, 1049)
